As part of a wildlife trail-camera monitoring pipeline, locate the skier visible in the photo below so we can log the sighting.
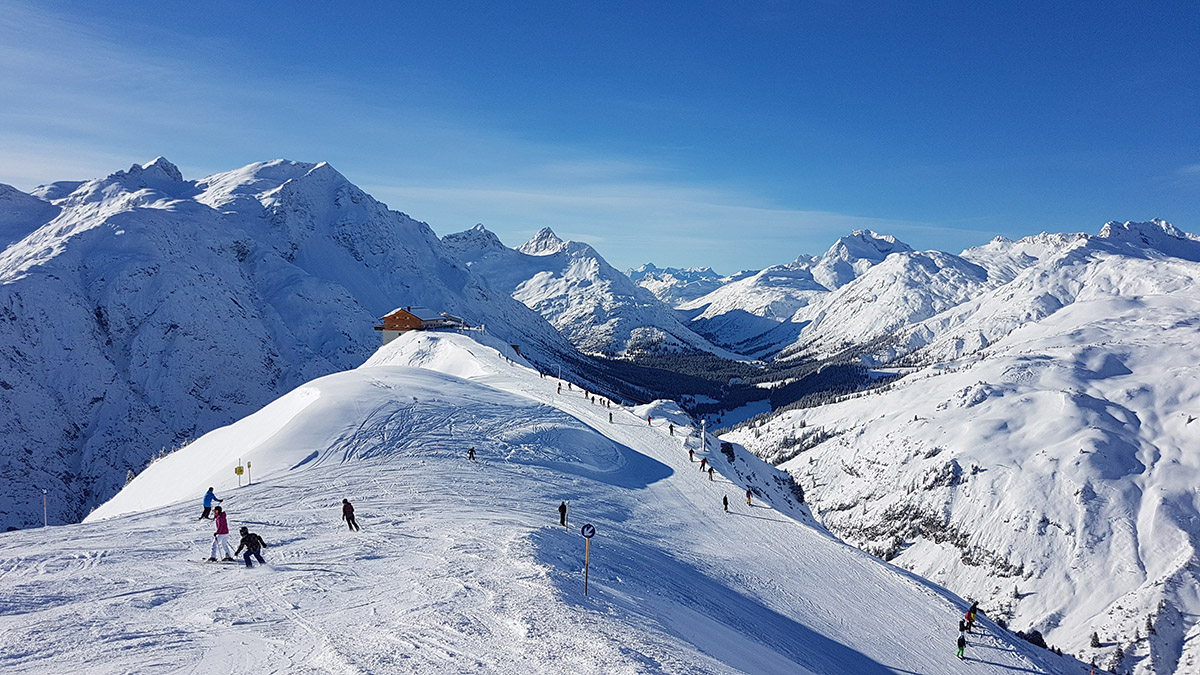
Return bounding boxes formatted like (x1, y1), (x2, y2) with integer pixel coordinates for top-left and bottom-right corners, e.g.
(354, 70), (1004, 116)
(745, 488), (753, 507)
(557, 383), (562, 394)
(208, 506), (234, 561)
(468, 446), (476, 461)
(647, 415), (652, 426)
(956, 632), (966, 659)
(558, 501), (568, 528)
(609, 412), (613, 424)
(235, 526), (266, 568)
(708, 466), (714, 481)
(342, 498), (360, 531)
(198, 487), (222, 520)
(688, 448), (694, 462)
(669, 423), (674, 436)
(699, 457), (707, 471)
(958, 619), (967, 634)
(965, 601), (979, 632)
(723, 495), (729, 512)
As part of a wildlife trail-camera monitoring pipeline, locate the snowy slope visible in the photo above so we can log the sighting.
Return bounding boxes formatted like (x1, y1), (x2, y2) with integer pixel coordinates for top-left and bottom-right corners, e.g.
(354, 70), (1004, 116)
(443, 224), (739, 358)
(0, 331), (1079, 674)
(679, 231), (912, 355)
(0, 158), (579, 531)
(726, 230), (1200, 673)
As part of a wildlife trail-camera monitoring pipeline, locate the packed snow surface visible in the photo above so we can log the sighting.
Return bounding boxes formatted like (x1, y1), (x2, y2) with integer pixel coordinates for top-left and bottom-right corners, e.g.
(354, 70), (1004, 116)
(1, 332), (1076, 674)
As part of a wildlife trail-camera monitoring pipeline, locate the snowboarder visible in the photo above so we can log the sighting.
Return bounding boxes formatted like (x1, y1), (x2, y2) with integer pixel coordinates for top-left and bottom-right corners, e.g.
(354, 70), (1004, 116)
(198, 487), (222, 520)
(468, 446), (476, 461)
(342, 499), (360, 531)
(558, 501), (568, 528)
(708, 466), (714, 481)
(669, 423), (674, 436)
(723, 495), (729, 512)
(235, 526), (266, 568)
(699, 457), (707, 471)
(956, 632), (966, 659)
(208, 506), (234, 561)
(745, 489), (753, 507)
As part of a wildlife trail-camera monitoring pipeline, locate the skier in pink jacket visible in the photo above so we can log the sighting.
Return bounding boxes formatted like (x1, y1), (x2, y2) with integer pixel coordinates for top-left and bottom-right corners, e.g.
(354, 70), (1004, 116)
(208, 506), (234, 561)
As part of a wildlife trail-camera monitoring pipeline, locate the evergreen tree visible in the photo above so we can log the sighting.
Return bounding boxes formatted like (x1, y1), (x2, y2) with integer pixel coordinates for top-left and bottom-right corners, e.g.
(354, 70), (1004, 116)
(1090, 631), (1101, 648)
(125, 469), (136, 485)
(1146, 614), (1156, 635)
(1109, 644), (1124, 670)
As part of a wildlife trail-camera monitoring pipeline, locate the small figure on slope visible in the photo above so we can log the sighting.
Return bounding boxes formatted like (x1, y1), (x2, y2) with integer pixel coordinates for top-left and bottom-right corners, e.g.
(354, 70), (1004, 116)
(708, 466), (714, 481)
(723, 495), (729, 513)
(343, 498), (360, 531)
(965, 600), (978, 632)
(699, 457), (707, 472)
(745, 489), (753, 507)
(559, 501), (568, 528)
(688, 448), (694, 463)
(235, 526), (267, 568)
(199, 487), (222, 520)
(956, 632), (966, 660)
(669, 423), (674, 436)
(209, 506), (234, 561)
(468, 446), (476, 462)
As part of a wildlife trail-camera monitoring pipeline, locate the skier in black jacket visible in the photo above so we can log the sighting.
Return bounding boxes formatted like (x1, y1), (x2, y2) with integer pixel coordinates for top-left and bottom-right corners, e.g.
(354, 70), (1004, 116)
(235, 526), (266, 568)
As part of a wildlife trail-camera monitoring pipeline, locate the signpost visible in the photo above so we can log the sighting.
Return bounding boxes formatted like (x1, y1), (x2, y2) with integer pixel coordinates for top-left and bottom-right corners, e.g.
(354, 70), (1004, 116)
(580, 523), (596, 595)
(42, 489), (47, 528)
(246, 460), (252, 485)
(235, 461), (244, 487)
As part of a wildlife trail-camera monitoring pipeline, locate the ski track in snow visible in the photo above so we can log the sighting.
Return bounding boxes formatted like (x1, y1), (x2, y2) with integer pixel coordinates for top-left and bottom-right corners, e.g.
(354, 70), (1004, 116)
(0, 333), (1077, 673)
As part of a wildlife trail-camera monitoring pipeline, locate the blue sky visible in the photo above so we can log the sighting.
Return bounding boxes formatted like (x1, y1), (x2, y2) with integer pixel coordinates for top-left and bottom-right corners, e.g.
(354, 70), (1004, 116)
(2, 1), (1197, 273)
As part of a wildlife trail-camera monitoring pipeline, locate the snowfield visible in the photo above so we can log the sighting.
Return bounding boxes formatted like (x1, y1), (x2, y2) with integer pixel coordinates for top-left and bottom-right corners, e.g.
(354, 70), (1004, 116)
(1, 332), (1078, 674)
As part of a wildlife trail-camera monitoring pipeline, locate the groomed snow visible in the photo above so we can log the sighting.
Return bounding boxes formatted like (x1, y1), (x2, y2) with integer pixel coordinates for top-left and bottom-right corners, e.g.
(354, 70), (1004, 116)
(1, 332), (1078, 673)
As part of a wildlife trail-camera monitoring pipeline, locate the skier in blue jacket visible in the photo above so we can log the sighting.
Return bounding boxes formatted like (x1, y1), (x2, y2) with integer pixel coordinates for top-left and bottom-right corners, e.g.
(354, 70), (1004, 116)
(199, 487), (222, 520)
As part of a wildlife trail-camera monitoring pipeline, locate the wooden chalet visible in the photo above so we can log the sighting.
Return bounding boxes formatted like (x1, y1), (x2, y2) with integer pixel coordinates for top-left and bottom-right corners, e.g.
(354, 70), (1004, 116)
(374, 306), (469, 344)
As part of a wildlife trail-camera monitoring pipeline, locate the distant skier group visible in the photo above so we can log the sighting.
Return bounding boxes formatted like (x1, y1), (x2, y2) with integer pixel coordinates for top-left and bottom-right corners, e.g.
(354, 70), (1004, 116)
(197, 486), (361, 568)
(956, 601), (979, 659)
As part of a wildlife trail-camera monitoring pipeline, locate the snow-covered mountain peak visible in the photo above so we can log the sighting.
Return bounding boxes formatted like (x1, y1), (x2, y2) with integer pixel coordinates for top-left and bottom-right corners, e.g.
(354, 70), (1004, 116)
(109, 156), (185, 186)
(811, 230), (913, 289)
(518, 227), (568, 255)
(825, 229), (912, 260)
(442, 223), (510, 256)
(1098, 218), (1200, 261)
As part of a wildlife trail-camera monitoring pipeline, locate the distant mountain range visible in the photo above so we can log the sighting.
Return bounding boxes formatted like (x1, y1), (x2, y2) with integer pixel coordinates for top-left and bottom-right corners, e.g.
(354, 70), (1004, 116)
(443, 224), (739, 359)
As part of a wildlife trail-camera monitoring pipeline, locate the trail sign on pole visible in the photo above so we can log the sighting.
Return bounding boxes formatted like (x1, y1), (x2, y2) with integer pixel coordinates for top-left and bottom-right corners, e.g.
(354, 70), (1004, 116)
(581, 523), (596, 595)
(246, 460), (252, 485)
(235, 461), (244, 487)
